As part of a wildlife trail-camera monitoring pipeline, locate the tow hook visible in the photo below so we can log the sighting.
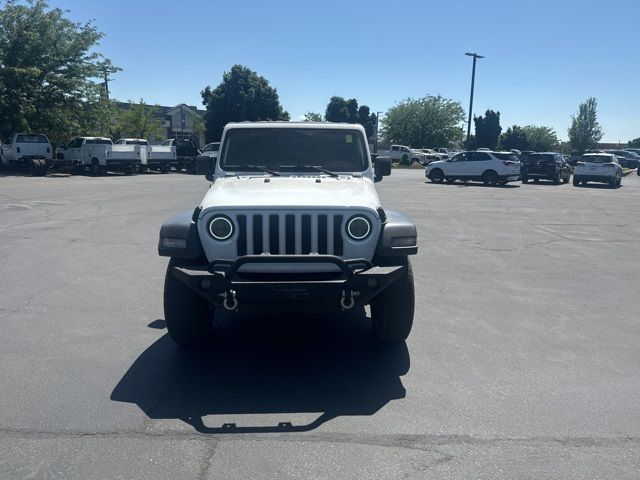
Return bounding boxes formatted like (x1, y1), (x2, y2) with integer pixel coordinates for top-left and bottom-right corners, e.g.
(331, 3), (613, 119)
(340, 290), (359, 310)
(222, 290), (238, 311)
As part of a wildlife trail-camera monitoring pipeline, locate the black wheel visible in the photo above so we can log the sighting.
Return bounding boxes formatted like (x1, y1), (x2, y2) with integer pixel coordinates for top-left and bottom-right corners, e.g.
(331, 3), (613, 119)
(533, 178), (540, 184)
(563, 174), (570, 184)
(160, 165), (170, 174)
(73, 163), (85, 175)
(573, 177), (580, 186)
(30, 159), (47, 176)
(609, 176), (616, 189)
(90, 159), (101, 176)
(521, 176), (528, 184)
(164, 258), (216, 347)
(429, 168), (444, 183)
(553, 172), (561, 184)
(481, 170), (499, 186)
(371, 258), (414, 342)
(138, 165), (147, 174)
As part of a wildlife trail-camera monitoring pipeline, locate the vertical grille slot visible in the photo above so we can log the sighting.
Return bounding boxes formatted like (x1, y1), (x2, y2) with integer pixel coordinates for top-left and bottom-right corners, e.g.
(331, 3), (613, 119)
(285, 214), (295, 254)
(333, 214), (343, 256)
(317, 214), (328, 254)
(269, 214), (279, 254)
(301, 215), (311, 254)
(252, 215), (263, 255)
(237, 215), (247, 256)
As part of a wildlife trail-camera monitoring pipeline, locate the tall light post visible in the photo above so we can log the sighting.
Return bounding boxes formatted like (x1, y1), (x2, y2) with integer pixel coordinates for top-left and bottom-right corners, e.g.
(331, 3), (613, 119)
(374, 111), (382, 154)
(465, 52), (484, 147)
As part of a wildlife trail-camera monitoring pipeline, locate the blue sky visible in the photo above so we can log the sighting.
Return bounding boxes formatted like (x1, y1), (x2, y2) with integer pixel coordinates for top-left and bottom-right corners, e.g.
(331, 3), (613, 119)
(53, 0), (639, 142)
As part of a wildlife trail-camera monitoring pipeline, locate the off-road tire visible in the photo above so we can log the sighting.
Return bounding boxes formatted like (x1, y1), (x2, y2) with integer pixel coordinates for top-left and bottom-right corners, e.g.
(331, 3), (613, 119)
(164, 258), (215, 347)
(573, 177), (580, 187)
(371, 258), (414, 342)
(429, 168), (444, 183)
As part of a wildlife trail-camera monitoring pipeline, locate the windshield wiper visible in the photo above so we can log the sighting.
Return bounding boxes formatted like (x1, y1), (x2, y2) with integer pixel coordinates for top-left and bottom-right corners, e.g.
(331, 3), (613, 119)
(282, 164), (340, 178)
(229, 164), (280, 176)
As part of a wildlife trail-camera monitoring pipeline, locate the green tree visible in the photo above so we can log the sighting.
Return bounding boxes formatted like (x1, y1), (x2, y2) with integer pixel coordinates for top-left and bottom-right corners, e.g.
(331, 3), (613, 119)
(303, 112), (323, 122)
(568, 97), (603, 153)
(474, 110), (502, 149)
(324, 97), (377, 138)
(201, 65), (289, 142)
(382, 95), (465, 147)
(628, 137), (640, 148)
(119, 99), (164, 140)
(523, 125), (559, 151)
(499, 125), (529, 151)
(0, 0), (116, 143)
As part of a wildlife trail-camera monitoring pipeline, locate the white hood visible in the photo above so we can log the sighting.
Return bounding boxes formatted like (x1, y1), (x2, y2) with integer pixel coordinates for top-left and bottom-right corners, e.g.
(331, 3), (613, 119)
(199, 175), (381, 211)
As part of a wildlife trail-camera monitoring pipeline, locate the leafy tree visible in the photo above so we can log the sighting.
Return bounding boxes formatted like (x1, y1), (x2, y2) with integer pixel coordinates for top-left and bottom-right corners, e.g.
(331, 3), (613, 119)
(201, 65), (289, 142)
(499, 125), (529, 151)
(382, 95), (465, 147)
(324, 97), (377, 138)
(568, 97), (603, 152)
(522, 125), (559, 152)
(303, 112), (323, 122)
(628, 137), (640, 148)
(0, 0), (116, 143)
(474, 110), (502, 149)
(119, 99), (164, 140)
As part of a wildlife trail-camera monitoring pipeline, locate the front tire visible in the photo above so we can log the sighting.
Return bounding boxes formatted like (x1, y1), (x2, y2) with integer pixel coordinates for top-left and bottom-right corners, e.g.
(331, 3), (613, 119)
(429, 168), (444, 183)
(573, 177), (580, 186)
(371, 258), (414, 342)
(164, 258), (215, 347)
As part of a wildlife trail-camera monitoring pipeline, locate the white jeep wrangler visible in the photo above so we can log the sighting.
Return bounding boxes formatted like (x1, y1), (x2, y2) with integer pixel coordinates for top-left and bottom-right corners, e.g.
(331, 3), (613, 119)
(158, 122), (418, 346)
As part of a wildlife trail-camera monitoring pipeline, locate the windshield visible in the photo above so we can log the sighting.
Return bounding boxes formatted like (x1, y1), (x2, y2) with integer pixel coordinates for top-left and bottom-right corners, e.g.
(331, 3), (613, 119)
(16, 134), (49, 143)
(494, 153), (520, 161)
(582, 155), (612, 163)
(220, 128), (368, 172)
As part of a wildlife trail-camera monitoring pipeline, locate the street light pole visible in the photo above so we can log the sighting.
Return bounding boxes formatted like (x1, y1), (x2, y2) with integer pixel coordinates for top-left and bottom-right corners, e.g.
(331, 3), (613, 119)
(465, 52), (484, 147)
(374, 111), (381, 154)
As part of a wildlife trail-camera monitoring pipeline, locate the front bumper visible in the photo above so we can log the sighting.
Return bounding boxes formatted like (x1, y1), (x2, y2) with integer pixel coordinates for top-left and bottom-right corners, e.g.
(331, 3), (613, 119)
(172, 255), (404, 310)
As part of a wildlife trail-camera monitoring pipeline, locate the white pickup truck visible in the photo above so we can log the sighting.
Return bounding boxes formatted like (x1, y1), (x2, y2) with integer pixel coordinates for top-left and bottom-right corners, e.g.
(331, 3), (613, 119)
(56, 137), (141, 175)
(115, 138), (175, 173)
(389, 145), (427, 165)
(0, 133), (53, 175)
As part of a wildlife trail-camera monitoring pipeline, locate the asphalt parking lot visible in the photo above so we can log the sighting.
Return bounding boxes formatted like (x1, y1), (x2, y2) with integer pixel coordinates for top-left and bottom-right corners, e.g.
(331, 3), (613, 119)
(1, 169), (639, 479)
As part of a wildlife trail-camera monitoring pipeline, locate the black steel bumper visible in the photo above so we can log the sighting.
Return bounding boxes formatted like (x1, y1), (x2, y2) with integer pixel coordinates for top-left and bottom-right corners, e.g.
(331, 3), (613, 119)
(172, 255), (404, 310)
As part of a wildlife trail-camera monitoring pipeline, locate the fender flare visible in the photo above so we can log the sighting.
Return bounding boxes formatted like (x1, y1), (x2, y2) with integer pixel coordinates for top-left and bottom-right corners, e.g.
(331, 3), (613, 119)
(375, 209), (418, 257)
(158, 209), (205, 259)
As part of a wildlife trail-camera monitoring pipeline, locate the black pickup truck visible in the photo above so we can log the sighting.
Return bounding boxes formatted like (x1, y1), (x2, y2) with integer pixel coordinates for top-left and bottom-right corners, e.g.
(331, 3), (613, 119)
(521, 152), (571, 184)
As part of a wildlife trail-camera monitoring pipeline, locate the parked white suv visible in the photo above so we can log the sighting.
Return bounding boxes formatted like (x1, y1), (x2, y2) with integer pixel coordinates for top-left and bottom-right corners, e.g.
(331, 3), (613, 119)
(573, 153), (622, 188)
(426, 151), (521, 186)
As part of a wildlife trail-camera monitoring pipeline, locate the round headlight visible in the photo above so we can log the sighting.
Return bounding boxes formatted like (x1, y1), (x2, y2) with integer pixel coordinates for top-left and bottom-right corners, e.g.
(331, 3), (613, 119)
(208, 215), (234, 241)
(346, 216), (371, 240)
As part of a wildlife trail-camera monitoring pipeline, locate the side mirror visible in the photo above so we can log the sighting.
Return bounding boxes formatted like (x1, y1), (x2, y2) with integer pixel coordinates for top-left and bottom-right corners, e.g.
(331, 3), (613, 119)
(196, 155), (215, 181)
(374, 157), (391, 182)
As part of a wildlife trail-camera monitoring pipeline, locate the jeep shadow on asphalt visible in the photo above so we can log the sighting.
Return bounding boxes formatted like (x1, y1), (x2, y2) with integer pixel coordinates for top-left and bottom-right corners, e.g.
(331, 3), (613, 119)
(111, 309), (409, 434)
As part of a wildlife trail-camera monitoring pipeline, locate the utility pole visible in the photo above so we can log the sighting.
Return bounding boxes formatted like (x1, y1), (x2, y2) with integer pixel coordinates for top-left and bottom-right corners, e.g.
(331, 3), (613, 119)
(374, 111), (381, 154)
(465, 52), (484, 147)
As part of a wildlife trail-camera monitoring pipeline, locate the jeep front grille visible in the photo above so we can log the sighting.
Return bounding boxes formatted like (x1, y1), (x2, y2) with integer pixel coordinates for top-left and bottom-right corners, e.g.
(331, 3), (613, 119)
(235, 213), (344, 256)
